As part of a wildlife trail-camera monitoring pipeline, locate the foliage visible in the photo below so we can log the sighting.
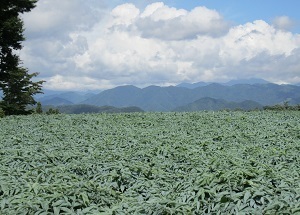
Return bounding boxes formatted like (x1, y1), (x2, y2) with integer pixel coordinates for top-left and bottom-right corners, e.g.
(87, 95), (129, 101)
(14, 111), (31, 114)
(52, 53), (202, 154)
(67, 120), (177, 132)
(55, 104), (144, 114)
(46, 107), (60, 115)
(0, 107), (4, 118)
(0, 111), (299, 214)
(174, 97), (263, 112)
(0, 0), (44, 115)
(264, 102), (300, 111)
(0, 68), (44, 115)
(35, 102), (43, 114)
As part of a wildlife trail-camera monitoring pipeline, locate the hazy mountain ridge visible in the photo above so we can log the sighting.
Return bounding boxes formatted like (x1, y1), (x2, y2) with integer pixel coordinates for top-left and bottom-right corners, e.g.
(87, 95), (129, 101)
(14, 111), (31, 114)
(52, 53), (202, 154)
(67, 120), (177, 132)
(8, 79), (298, 112)
(81, 83), (300, 111)
(36, 91), (95, 104)
(176, 78), (270, 89)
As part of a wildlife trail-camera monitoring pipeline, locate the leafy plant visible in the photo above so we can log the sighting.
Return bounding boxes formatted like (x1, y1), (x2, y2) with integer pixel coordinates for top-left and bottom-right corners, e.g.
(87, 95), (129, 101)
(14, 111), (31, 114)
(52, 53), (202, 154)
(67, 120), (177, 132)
(0, 111), (299, 213)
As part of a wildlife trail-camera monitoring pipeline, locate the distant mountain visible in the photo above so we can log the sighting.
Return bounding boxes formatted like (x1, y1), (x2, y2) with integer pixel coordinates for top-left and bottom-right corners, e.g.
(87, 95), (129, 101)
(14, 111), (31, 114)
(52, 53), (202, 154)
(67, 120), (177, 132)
(176, 78), (270, 89)
(290, 97), (300, 105)
(37, 91), (95, 105)
(55, 104), (144, 114)
(82, 85), (192, 111)
(173, 97), (263, 112)
(82, 83), (300, 111)
(2, 81), (299, 112)
(41, 97), (74, 106)
(223, 78), (270, 86)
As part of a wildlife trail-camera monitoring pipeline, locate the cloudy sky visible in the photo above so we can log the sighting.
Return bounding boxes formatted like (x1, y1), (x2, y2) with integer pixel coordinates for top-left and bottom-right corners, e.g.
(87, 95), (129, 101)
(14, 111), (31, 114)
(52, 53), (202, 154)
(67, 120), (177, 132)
(20, 0), (300, 90)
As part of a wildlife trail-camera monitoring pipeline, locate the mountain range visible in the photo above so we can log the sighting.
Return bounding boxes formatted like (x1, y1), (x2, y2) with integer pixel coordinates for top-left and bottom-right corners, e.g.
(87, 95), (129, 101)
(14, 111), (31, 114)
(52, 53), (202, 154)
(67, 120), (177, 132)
(80, 83), (300, 111)
(176, 78), (270, 89)
(1, 79), (300, 112)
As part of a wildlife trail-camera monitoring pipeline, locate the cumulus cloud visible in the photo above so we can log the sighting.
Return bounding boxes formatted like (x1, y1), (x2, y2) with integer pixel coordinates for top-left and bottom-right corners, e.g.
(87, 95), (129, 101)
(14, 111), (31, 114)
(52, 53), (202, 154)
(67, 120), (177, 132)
(20, 1), (300, 90)
(22, 0), (105, 40)
(135, 3), (229, 40)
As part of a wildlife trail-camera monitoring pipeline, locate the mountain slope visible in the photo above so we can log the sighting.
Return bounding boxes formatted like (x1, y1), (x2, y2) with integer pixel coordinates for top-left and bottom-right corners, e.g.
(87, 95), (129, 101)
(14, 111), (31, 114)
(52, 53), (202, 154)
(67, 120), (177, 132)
(191, 83), (300, 105)
(82, 85), (192, 111)
(40, 97), (74, 106)
(38, 91), (95, 105)
(173, 97), (263, 111)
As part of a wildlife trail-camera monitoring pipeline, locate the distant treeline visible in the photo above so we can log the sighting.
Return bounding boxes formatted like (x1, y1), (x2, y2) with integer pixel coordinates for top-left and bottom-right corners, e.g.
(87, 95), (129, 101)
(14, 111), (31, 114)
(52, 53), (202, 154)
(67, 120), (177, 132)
(43, 104), (144, 114)
(263, 102), (300, 111)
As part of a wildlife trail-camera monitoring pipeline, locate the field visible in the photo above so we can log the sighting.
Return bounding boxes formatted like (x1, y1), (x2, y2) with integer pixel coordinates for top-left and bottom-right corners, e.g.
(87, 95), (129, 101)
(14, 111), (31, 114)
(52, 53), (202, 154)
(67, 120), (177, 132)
(0, 111), (299, 214)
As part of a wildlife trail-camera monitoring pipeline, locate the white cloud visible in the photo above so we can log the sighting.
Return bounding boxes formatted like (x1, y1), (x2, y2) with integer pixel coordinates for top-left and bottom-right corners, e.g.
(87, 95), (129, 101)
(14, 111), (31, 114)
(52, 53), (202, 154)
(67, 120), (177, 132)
(136, 4), (229, 40)
(20, 1), (300, 90)
(140, 2), (187, 20)
(272, 16), (294, 31)
(22, 0), (105, 39)
(111, 3), (140, 26)
(44, 75), (114, 91)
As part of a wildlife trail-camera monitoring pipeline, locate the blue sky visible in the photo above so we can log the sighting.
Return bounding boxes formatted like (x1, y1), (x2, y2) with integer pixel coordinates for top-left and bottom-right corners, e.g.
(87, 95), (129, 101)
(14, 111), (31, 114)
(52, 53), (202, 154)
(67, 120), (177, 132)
(156, 0), (300, 32)
(20, 0), (300, 90)
(170, 1), (299, 20)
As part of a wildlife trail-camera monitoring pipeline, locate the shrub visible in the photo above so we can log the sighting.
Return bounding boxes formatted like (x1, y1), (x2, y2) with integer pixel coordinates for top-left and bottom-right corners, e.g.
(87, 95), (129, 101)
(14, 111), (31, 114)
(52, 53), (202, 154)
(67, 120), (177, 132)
(46, 108), (60, 115)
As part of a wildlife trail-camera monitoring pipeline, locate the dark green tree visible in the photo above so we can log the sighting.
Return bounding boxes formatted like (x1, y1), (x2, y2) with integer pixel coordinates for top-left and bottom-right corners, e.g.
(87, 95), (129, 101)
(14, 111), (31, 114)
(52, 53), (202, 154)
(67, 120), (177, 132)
(0, 0), (44, 115)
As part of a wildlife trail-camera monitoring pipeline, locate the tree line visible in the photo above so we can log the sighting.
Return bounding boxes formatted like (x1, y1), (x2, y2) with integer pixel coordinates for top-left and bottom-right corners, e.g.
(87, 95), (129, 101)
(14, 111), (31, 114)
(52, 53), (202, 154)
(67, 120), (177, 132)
(263, 101), (300, 111)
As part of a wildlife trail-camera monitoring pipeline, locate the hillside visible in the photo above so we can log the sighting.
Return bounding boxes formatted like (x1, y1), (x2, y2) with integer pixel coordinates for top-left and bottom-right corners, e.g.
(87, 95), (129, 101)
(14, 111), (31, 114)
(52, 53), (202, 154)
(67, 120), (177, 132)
(40, 97), (74, 106)
(174, 97), (263, 111)
(37, 91), (95, 105)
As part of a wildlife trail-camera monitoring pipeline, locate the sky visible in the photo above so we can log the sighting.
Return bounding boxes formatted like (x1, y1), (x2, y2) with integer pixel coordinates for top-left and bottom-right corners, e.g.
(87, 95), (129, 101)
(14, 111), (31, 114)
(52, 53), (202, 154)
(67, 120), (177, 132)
(20, 0), (300, 91)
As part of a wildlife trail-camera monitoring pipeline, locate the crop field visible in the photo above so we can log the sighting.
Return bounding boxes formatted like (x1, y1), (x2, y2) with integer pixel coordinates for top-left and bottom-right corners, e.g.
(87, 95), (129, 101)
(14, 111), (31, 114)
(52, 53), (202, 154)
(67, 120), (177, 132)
(0, 111), (299, 214)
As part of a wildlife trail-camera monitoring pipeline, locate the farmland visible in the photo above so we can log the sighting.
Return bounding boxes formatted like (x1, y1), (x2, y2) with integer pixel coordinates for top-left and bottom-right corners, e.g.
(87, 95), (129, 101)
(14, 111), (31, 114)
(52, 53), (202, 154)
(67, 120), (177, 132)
(0, 111), (299, 214)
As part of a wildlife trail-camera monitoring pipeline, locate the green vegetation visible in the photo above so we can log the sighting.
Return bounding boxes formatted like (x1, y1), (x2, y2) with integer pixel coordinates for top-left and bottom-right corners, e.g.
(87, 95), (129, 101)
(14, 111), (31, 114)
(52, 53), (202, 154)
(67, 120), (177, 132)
(0, 0), (44, 115)
(0, 111), (299, 214)
(0, 107), (4, 118)
(264, 102), (300, 111)
(174, 97), (263, 112)
(45, 108), (60, 115)
(36, 102), (43, 114)
(56, 104), (144, 114)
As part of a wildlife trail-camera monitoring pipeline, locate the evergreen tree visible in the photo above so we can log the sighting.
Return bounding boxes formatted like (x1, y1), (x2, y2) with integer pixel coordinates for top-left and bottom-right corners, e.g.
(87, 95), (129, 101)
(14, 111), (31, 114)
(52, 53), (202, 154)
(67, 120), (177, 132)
(0, 0), (44, 115)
